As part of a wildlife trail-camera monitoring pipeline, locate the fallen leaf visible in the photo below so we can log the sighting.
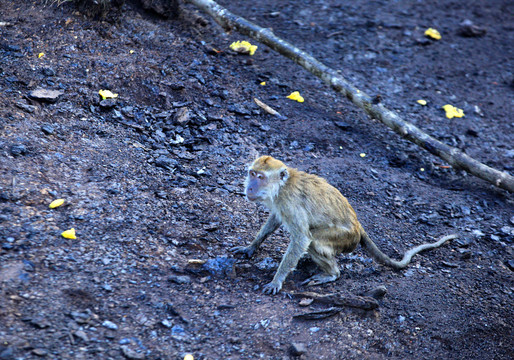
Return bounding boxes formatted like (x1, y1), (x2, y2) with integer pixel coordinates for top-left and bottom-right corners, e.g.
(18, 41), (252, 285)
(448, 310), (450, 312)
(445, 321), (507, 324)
(425, 28), (441, 40)
(442, 104), (464, 119)
(229, 40), (258, 55)
(417, 99), (427, 105)
(38, 52), (45, 58)
(61, 228), (76, 239)
(360, 153), (366, 158)
(49, 199), (65, 209)
(287, 91), (304, 103)
(98, 89), (118, 100)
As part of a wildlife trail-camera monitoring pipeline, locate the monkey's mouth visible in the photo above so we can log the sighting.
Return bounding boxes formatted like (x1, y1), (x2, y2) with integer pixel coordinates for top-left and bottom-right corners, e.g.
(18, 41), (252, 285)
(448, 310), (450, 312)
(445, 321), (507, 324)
(246, 194), (259, 202)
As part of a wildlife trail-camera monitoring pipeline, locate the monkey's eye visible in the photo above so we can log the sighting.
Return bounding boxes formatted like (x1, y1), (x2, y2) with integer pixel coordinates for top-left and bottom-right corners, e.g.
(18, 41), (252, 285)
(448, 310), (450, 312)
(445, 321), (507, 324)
(249, 170), (256, 177)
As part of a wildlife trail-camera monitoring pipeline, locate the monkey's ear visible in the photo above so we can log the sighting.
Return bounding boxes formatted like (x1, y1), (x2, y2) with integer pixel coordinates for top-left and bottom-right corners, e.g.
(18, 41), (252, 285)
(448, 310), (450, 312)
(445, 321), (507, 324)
(280, 168), (289, 182)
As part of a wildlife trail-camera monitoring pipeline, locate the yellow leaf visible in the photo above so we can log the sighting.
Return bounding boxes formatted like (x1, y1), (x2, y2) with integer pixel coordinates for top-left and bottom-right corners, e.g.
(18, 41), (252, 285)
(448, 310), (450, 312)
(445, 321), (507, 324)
(229, 41), (258, 55)
(260, 81), (266, 86)
(38, 52), (45, 58)
(99, 89), (118, 100)
(184, 355), (194, 360)
(425, 28), (441, 40)
(417, 99), (427, 106)
(49, 199), (65, 209)
(286, 91), (304, 103)
(442, 104), (464, 119)
(129, 50), (135, 54)
(360, 153), (366, 158)
(61, 228), (76, 239)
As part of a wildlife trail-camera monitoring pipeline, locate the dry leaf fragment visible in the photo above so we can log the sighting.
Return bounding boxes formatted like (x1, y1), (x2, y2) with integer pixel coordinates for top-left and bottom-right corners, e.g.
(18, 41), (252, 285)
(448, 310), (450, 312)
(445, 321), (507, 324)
(98, 89), (118, 100)
(287, 91), (304, 103)
(61, 228), (76, 239)
(38, 52), (45, 58)
(442, 104), (464, 119)
(49, 199), (65, 209)
(417, 99), (427, 105)
(425, 28), (441, 40)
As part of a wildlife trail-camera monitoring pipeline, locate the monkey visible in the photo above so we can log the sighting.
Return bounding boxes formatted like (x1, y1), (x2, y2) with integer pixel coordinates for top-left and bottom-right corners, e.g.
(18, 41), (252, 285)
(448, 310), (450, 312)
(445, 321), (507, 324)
(231, 155), (458, 295)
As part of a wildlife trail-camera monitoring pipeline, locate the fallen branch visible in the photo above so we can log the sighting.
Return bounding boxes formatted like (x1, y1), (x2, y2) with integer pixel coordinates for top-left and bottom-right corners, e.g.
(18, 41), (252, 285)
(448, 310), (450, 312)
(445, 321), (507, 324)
(185, 0), (514, 192)
(292, 291), (379, 310)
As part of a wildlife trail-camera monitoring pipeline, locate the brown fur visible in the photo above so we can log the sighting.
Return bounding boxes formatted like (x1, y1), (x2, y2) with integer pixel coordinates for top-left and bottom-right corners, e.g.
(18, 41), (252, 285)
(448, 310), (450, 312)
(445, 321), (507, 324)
(231, 156), (457, 294)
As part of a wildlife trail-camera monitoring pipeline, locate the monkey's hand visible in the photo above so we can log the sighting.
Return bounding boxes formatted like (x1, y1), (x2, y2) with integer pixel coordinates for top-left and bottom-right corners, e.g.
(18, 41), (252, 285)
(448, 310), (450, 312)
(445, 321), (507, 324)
(229, 245), (256, 258)
(262, 281), (282, 295)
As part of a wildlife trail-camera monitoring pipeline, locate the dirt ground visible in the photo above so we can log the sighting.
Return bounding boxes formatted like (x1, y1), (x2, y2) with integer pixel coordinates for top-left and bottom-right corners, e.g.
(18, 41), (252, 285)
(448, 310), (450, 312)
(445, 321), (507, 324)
(0, 0), (513, 359)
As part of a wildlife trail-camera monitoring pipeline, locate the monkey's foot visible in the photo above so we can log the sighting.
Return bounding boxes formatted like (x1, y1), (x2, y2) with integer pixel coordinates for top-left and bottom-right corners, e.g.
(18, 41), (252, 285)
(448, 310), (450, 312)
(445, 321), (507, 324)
(262, 281), (282, 295)
(301, 274), (339, 286)
(229, 245), (255, 258)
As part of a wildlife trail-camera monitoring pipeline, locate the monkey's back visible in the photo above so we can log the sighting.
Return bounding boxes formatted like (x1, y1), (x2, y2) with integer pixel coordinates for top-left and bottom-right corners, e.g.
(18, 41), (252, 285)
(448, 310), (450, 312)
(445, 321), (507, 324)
(275, 168), (361, 251)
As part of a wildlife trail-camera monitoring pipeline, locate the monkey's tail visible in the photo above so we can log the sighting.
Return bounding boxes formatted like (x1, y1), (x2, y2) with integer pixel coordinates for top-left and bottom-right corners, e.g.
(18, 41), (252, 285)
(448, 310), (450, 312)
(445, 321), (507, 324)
(360, 230), (458, 269)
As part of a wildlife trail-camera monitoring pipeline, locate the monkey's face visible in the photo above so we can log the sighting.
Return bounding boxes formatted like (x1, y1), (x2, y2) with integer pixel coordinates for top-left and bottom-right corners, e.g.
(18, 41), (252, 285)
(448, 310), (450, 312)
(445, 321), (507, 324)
(245, 169), (269, 202)
(245, 156), (289, 206)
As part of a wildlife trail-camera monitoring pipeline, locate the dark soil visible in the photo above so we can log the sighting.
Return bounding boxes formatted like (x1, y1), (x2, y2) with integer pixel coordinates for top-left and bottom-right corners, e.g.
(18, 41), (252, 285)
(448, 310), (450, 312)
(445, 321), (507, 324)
(1, 0), (513, 359)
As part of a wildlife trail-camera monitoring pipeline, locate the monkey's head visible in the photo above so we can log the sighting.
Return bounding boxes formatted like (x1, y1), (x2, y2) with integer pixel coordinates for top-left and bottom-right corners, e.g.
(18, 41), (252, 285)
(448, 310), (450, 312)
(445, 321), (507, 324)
(245, 156), (289, 204)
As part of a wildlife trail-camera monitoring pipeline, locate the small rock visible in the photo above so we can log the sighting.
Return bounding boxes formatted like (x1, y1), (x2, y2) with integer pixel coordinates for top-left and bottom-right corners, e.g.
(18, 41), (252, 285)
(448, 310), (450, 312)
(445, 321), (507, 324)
(398, 315), (406, 323)
(41, 67), (56, 77)
(0, 346), (14, 359)
(15, 101), (37, 113)
(120, 345), (145, 360)
(458, 19), (487, 37)
(290, 342), (307, 356)
(171, 325), (187, 341)
(102, 320), (118, 330)
(455, 237), (472, 247)
(299, 298), (314, 307)
(10, 144), (27, 156)
(334, 121), (351, 130)
(506, 260), (514, 271)
(30, 317), (50, 329)
(41, 124), (55, 135)
(32, 348), (48, 357)
(161, 319), (173, 328)
(500, 226), (514, 236)
(28, 88), (63, 103)
(167, 275), (191, 285)
(99, 99), (116, 108)
(202, 256), (235, 277)
(175, 107), (190, 124)
(255, 257), (278, 271)
(154, 155), (178, 170)
(73, 330), (89, 342)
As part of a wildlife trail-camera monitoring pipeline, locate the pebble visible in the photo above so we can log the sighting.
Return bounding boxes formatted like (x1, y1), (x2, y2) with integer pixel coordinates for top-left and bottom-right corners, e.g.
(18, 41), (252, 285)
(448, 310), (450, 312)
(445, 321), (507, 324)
(290, 342), (307, 356)
(41, 124), (55, 135)
(15, 101), (36, 113)
(255, 257), (278, 271)
(154, 155), (178, 170)
(73, 330), (89, 342)
(102, 320), (118, 330)
(168, 275), (191, 285)
(120, 345), (145, 359)
(28, 88), (63, 103)
(32, 348), (48, 357)
(10, 144), (27, 156)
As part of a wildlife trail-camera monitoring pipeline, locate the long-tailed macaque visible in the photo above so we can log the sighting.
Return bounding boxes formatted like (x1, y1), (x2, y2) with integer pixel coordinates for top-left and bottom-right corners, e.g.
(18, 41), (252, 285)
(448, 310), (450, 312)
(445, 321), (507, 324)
(231, 156), (457, 295)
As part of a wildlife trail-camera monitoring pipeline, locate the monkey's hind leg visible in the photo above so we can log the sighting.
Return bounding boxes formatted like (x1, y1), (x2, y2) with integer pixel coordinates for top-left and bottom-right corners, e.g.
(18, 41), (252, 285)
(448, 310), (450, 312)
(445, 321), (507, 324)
(301, 246), (341, 286)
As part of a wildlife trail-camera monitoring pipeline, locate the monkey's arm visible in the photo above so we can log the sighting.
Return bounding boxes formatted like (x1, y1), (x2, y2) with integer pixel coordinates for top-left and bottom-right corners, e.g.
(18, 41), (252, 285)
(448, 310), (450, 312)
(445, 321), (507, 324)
(230, 213), (281, 258)
(263, 229), (311, 295)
